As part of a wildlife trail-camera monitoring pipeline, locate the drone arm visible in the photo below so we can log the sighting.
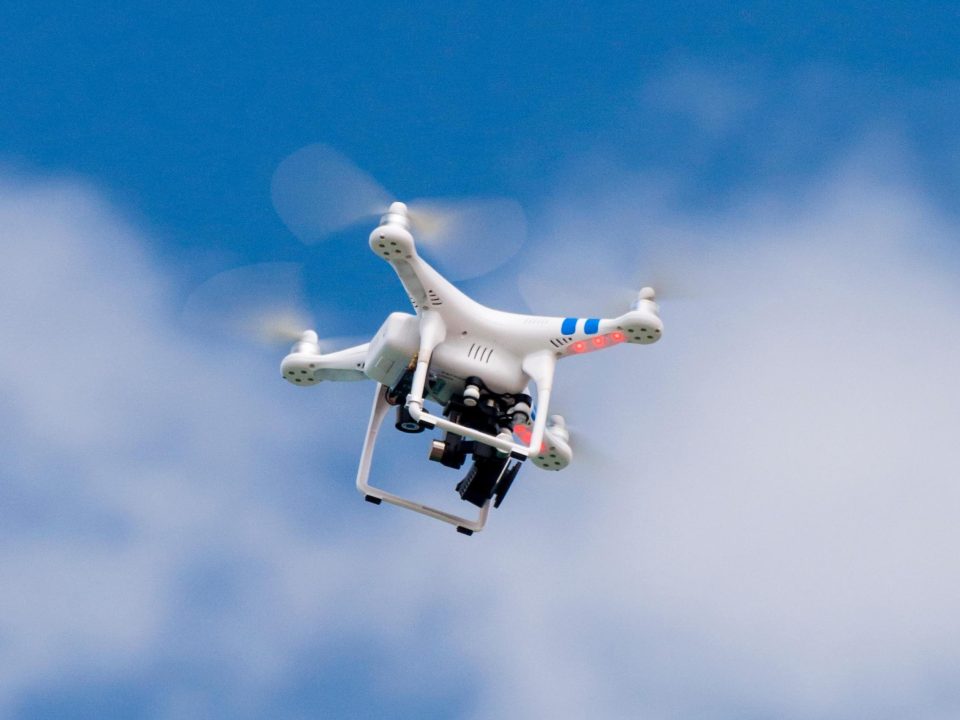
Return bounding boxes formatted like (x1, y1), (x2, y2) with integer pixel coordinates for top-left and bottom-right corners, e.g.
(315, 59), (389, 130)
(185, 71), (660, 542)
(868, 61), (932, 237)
(405, 309), (446, 421)
(521, 350), (557, 454)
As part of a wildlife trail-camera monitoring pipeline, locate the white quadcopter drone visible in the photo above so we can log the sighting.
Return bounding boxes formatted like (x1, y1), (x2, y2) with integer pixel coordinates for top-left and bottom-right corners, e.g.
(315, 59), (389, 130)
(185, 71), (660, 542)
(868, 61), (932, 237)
(277, 194), (663, 535)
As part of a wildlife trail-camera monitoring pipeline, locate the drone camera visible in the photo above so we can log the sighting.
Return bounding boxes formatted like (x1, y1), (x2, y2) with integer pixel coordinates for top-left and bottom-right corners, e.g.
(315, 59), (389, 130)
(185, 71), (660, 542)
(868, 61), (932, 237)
(427, 435), (469, 469)
(428, 440), (446, 462)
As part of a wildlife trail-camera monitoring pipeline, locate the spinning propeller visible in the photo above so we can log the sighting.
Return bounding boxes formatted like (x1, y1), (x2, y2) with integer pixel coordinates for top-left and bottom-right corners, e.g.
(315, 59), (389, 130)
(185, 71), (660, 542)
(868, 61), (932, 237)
(271, 143), (526, 280)
(185, 143), (527, 347)
(181, 261), (363, 351)
(517, 241), (698, 318)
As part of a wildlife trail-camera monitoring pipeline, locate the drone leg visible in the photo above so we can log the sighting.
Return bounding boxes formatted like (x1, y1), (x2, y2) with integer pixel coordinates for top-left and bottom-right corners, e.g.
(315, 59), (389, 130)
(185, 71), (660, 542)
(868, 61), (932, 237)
(356, 383), (393, 502)
(356, 382), (492, 533)
(521, 350), (557, 455)
(405, 309), (446, 424)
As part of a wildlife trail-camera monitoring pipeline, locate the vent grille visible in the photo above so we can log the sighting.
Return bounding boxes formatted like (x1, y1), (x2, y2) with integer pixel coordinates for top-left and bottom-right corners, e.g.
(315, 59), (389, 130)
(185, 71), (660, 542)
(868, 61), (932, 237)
(467, 343), (494, 363)
(549, 337), (574, 348)
(427, 289), (443, 307)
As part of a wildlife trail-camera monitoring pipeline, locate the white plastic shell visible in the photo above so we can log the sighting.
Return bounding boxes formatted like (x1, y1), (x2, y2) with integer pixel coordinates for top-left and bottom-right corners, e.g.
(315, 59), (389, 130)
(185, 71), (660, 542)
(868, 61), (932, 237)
(529, 416), (573, 471)
(364, 312), (420, 388)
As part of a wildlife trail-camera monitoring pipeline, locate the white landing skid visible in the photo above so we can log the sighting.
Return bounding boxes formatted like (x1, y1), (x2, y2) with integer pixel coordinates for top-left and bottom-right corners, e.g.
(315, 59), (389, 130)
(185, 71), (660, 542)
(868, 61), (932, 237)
(355, 383), (492, 535)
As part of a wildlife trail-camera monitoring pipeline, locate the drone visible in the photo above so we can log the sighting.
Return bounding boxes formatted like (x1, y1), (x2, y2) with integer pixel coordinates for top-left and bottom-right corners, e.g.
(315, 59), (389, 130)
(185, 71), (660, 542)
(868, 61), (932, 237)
(277, 199), (663, 535)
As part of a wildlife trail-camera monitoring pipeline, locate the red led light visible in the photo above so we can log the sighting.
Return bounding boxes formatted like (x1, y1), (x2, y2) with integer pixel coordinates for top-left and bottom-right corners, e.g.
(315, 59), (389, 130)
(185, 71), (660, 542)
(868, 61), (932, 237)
(512, 424), (546, 453)
(568, 332), (626, 355)
(513, 425), (532, 443)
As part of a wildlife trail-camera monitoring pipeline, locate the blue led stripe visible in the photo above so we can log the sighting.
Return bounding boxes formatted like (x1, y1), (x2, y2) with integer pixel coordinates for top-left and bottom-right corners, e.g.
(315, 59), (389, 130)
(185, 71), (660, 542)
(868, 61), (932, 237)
(584, 318), (600, 335)
(561, 317), (577, 335)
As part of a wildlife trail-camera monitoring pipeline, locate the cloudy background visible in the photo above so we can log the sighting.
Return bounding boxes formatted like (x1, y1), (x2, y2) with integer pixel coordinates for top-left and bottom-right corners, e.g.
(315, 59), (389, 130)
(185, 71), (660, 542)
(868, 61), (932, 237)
(3, 4), (960, 719)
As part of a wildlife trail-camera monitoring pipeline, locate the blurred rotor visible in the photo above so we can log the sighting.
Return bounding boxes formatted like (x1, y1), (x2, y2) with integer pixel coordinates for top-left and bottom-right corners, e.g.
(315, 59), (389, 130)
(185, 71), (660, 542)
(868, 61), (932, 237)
(271, 143), (526, 280)
(181, 262), (364, 351)
(539, 411), (611, 472)
(518, 240), (701, 318)
(271, 145), (390, 243)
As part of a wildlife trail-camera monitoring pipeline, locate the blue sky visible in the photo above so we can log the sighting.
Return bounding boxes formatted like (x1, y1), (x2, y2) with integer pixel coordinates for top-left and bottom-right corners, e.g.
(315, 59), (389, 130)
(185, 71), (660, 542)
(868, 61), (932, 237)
(3, 3), (960, 719)
(5, 2), (960, 244)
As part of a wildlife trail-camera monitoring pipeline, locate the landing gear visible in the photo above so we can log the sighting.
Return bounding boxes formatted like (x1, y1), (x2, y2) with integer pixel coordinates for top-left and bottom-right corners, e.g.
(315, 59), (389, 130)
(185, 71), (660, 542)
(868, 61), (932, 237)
(388, 372), (531, 518)
(357, 384), (492, 535)
(434, 377), (529, 508)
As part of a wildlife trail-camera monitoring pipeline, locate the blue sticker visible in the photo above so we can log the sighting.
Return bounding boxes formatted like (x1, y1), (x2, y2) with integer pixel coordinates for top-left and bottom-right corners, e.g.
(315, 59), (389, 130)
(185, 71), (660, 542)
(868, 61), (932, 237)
(584, 318), (600, 335)
(561, 317), (577, 335)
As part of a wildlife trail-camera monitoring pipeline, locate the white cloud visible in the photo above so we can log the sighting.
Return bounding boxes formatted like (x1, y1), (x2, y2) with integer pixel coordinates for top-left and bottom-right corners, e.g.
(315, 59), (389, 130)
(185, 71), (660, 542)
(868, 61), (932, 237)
(462, 146), (960, 718)
(641, 59), (761, 139)
(1, 149), (959, 719)
(0, 176), (373, 713)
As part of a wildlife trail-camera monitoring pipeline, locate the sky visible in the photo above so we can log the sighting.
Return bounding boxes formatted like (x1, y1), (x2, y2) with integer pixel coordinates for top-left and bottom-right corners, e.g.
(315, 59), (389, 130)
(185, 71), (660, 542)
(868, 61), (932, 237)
(2, 3), (960, 719)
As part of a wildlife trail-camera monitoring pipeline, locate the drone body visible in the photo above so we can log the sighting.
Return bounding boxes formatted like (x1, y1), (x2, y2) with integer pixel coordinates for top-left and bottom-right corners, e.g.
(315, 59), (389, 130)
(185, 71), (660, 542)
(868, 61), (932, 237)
(280, 202), (663, 534)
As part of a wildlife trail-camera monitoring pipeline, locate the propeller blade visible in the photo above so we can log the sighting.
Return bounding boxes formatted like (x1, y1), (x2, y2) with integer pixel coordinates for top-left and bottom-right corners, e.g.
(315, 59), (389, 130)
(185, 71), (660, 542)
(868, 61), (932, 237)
(181, 262), (370, 352)
(271, 143), (526, 280)
(182, 262), (312, 347)
(518, 241), (700, 317)
(271, 144), (391, 245)
(406, 197), (526, 280)
(535, 411), (611, 471)
(181, 262), (368, 352)
(518, 247), (628, 317)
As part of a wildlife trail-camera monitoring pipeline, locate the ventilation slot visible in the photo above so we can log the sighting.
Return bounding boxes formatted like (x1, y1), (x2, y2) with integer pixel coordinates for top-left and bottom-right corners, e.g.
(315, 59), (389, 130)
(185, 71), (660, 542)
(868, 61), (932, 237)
(467, 344), (495, 363)
(427, 289), (443, 307)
